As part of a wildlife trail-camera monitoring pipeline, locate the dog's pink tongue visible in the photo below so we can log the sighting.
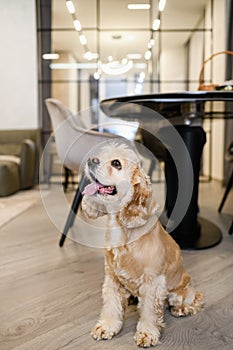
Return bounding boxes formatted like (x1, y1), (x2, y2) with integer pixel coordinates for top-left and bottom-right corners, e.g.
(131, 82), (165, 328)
(82, 183), (101, 196)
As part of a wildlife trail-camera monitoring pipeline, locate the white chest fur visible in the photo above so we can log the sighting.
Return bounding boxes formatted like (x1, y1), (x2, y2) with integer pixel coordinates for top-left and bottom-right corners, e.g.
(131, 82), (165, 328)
(105, 213), (125, 248)
(107, 246), (144, 297)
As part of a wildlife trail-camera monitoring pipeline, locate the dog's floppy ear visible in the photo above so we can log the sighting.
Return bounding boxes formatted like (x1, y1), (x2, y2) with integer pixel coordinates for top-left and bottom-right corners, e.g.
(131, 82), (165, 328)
(118, 166), (157, 228)
(82, 195), (107, 219)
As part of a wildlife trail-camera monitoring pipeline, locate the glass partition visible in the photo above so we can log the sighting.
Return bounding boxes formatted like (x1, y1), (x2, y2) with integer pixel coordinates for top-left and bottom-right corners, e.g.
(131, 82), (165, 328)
(37, 0), (212, 124)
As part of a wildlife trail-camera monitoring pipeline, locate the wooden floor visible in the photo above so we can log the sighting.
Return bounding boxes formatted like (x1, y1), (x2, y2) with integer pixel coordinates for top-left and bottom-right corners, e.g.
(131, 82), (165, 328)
(0, 180), (233, 350)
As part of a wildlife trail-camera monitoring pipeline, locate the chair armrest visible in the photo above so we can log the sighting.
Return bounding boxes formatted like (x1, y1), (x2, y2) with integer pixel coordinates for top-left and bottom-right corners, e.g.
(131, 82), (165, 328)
(20, 139), (36, 189)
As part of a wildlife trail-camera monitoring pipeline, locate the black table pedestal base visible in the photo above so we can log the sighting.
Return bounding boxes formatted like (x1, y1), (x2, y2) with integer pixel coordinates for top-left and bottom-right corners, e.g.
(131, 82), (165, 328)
(163, 125), (223, 250)
(172, 216), (222, 250)
(193, 217), (222, 249)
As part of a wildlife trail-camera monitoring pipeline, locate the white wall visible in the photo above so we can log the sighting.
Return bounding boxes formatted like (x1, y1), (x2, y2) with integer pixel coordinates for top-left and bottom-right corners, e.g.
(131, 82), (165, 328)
(188, 19), (206, 91)
(202, 0), (228, 180)
(160, 47), (187, 92)
(52, 52), (78, 113)
(0, 1), (38, 130)
(188, 0), (228, 181)
(80, 71), (91, 111)
(210, 0), (228, 180)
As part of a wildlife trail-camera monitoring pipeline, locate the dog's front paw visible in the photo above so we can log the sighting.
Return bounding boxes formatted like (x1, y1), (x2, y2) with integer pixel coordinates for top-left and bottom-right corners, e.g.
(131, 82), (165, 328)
(134, 330), (160, 347)
(91, 321), (117, 341)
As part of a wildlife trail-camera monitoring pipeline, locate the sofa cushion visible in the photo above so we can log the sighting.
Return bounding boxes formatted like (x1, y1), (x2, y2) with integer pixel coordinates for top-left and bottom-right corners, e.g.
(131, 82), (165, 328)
(0, 160), (20, 196)
(0, 143), (22, 156)
(0, 155), (20, 164)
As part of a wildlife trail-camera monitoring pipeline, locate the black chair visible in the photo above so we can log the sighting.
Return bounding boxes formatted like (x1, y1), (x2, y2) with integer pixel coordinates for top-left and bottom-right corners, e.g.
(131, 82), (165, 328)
(140, 128), (167, 180)
(218, 141), (233, 213)
(229, 220), (233, 235)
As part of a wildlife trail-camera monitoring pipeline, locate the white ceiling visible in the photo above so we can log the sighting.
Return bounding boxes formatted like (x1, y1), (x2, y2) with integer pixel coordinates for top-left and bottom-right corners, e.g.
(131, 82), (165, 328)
(51, 0), (209, 67)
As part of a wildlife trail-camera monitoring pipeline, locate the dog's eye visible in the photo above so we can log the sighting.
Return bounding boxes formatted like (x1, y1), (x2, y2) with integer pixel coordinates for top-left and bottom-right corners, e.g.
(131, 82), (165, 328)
(111, 159), (122, 170)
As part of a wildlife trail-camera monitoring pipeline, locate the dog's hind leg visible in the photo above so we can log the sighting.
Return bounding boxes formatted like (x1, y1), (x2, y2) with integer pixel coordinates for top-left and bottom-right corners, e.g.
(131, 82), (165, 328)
(168, 272), (204, 317)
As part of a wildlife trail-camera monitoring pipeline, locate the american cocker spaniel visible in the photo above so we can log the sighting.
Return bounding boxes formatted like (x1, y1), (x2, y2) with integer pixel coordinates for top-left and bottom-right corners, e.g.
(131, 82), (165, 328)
(82, 141), (204, 347)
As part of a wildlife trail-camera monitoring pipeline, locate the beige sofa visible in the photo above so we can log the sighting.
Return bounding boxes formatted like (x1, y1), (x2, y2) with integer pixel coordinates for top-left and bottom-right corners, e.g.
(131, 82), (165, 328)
(0, 129), (41, 196)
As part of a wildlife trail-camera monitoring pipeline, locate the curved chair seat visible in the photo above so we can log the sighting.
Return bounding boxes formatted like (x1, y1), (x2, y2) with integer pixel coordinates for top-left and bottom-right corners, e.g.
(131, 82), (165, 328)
(45, 99), (121, 171)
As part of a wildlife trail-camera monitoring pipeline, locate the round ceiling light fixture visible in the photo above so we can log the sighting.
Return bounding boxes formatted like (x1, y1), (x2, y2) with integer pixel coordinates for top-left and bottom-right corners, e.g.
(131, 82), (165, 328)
(101, 59), (133, 75)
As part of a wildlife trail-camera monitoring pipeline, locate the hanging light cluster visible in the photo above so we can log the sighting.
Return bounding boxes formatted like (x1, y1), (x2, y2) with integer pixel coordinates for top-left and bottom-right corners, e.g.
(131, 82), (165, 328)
(64, 1), (166, 78)
(66, 0), (98, 61)
(144, 0), (167, 61)
(66, 1), (136, 78)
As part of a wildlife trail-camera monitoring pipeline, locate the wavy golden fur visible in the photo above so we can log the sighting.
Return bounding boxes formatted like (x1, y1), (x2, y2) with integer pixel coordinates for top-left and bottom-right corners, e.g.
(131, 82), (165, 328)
(82, 141), (204, 347)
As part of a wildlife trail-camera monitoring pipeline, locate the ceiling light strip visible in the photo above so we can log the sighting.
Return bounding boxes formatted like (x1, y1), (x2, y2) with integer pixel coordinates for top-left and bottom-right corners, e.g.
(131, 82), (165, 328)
(42, 53), (60, 60)
(159, 0), (166, 12)
(127, 53), (142, 60)
(144, 50), (152, 60)
(144, 0), (167, 62)
(128, 4), (151, 10)
(79, 34), (87, 45)
(153, 19), (160, 31)
(73, 19), (82, 31)
(66, 0), (75, 14)
(50, 62), (147, 70)
(65, 0), (91, 54)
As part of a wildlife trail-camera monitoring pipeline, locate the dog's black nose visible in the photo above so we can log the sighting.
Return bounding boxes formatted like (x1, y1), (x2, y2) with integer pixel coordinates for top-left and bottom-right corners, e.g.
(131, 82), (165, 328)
(88, 157), (100, 166)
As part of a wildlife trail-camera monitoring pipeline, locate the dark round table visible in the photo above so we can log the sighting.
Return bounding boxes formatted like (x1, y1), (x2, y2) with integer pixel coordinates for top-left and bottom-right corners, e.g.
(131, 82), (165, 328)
(100, 91), (233, 249)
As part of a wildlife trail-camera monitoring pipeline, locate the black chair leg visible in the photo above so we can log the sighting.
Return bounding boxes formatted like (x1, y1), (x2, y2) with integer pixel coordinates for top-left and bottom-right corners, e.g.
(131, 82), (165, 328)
(63, 167), (70, 192)
(59, 174), (87, 247)
(148, 160), (156, 179)
(218, 169), (233, 213)
(229, 220), (233, 235)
